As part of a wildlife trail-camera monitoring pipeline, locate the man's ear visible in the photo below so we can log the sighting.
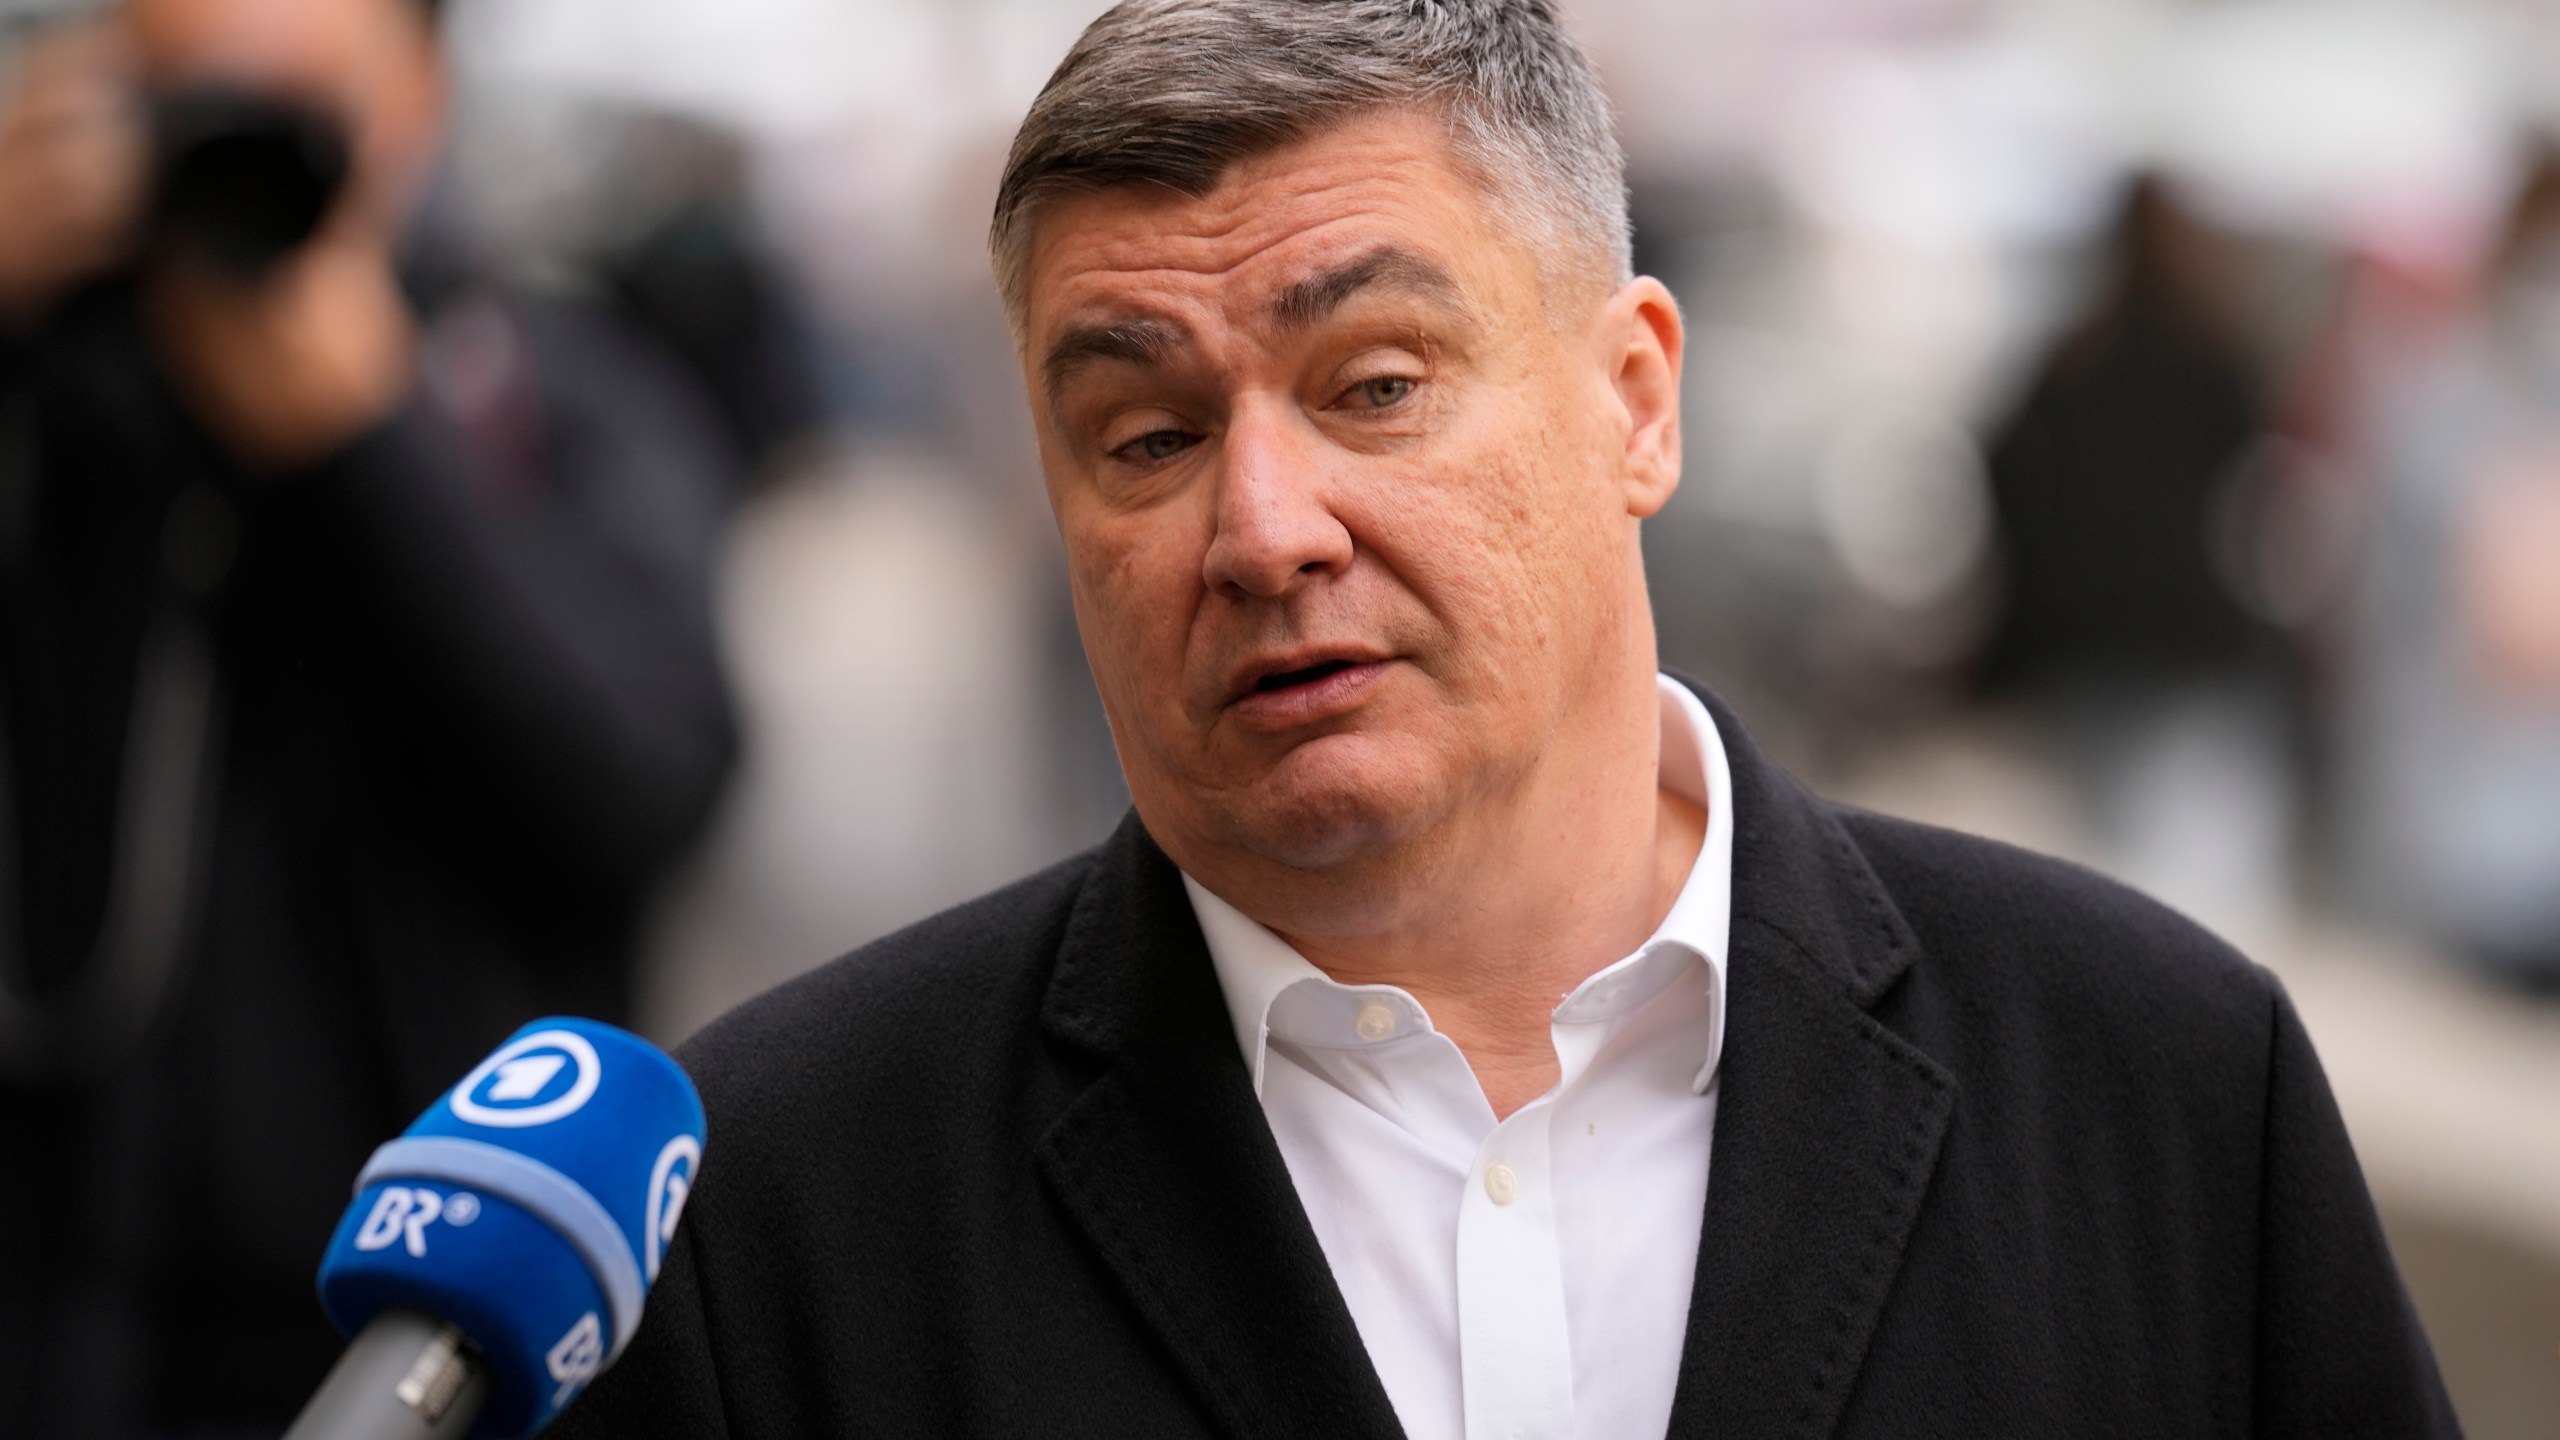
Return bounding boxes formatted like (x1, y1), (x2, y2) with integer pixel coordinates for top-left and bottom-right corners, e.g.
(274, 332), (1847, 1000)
(1605, 275), (1683, 519)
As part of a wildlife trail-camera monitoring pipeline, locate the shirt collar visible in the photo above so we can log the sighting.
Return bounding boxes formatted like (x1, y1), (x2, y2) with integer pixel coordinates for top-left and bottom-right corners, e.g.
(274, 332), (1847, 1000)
(1186, 673), (1736, 1098)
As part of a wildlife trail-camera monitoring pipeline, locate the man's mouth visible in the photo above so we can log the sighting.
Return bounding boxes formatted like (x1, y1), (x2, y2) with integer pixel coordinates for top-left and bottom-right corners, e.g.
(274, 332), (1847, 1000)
(1224, 652), (1395, 728)
(1253, 659), (1358, 693)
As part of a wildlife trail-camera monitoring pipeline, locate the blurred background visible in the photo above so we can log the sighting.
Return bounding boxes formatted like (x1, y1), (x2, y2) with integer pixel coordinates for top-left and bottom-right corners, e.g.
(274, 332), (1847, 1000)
(3, 0), (2557, 1434)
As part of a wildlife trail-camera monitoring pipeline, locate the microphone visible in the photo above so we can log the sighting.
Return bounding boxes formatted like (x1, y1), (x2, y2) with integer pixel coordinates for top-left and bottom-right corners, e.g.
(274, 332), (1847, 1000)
(284, 1018), (706, 1440)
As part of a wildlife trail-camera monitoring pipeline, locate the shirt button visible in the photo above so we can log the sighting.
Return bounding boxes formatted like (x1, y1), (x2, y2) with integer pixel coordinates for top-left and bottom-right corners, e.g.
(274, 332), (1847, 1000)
(1354, 1004), (1397, 1042)
(1484, 1163), (1519, 1206)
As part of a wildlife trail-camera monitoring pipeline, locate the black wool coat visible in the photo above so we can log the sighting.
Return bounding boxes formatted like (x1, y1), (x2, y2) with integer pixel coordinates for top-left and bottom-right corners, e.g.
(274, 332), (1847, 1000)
(557, 687), (2459, 1439)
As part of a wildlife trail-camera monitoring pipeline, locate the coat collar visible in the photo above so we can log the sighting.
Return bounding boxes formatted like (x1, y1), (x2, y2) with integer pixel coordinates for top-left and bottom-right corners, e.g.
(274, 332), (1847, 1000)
(1035, 811), (1408, 1440)
(1661, 682), (1956, 1440)
(1035, 679), (1954, 1440)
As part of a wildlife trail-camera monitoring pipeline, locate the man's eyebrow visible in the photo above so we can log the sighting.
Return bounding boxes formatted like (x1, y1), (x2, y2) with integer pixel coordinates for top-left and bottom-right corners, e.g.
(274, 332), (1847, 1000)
(1269, 247), (1468, 332)
(1043, 316), (1189, 404)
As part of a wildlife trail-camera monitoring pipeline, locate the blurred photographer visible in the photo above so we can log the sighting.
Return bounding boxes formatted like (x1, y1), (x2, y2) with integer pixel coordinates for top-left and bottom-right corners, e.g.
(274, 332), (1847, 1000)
(0, 0), (740, 1433)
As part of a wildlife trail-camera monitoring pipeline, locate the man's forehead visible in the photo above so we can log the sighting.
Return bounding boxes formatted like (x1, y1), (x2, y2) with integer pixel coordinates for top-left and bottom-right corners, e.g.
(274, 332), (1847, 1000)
(1021, 113), (1513, 345)
(1037, 242), (1475, 402)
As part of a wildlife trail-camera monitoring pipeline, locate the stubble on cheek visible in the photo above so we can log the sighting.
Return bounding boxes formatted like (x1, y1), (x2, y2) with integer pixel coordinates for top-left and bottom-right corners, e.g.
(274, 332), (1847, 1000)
(1401, 418), (1576, 712)
(1066, 521), (1188, 763)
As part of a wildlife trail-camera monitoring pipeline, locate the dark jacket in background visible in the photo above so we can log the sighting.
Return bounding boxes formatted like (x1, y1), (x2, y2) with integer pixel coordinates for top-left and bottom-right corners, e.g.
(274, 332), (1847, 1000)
(554, 683), (2454, 1440)
(1980, 288), (2273, 695)
(0, 273), (739, 1436)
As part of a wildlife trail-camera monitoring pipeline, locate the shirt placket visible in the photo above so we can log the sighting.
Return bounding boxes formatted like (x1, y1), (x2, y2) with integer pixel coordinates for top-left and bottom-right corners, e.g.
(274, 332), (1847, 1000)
(1455, 1083), (1576, 1439)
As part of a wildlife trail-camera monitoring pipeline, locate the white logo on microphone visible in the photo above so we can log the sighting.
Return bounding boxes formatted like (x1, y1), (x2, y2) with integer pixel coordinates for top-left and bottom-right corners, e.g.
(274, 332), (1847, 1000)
(449, 1030), (602, 1128)
(353, 1186), (477, 1258)
(546, 1311), (604, 1405)
(644, 1134), (701, 1282)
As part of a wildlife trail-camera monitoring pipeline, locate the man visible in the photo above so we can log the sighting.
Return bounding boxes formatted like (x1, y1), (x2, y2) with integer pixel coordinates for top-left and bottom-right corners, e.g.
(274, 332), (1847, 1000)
(560, 3), (2455, 1436)
(0, 0), (736, 1431)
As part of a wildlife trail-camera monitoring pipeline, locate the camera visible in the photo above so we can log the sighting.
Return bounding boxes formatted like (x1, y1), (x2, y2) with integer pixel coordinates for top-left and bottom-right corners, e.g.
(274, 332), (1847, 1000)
(2, 0), (352, 276)
(148, 85), (348, 275)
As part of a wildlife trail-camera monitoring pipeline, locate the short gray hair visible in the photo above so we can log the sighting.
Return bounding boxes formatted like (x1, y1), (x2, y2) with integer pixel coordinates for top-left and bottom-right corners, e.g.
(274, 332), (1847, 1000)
(989, 0), (1632, 329)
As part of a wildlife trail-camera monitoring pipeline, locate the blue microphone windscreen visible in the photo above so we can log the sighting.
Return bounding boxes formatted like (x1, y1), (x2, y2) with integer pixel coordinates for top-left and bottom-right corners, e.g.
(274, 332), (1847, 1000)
(317, 1018), (705, 1438)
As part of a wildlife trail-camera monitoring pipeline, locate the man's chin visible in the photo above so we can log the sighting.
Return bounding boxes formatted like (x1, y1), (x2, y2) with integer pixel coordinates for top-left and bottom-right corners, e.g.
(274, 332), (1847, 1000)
(1218, 737), (1448, 873)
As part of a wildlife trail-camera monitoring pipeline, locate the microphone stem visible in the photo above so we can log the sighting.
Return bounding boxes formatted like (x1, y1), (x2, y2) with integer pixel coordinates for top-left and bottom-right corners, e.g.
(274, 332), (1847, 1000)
(282, 1306), (489, 1440)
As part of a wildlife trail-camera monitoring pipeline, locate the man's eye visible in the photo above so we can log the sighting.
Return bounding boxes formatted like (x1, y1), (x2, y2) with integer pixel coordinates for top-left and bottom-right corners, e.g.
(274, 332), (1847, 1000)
(1114, 429), (1199, 464)
(1344, 376), (1415, 409)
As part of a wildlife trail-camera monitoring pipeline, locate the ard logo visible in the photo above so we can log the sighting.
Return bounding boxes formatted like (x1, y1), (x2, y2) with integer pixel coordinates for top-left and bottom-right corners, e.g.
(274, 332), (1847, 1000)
(450, 1030), (602, 1128)
(645, 1134), (702, 1282)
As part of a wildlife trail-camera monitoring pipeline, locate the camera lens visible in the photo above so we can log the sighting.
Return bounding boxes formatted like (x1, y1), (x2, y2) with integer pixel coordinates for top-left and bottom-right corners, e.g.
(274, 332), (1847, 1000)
(150, 87), (351, 277)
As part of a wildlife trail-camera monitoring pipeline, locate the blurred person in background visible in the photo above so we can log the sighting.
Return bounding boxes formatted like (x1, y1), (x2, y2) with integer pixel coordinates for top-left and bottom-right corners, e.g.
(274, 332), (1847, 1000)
(590, 109), (831, 496)
(2333, 144), (2560, 998)
(1974, 174), (2293, 934)
(0, 0), (740, 1432)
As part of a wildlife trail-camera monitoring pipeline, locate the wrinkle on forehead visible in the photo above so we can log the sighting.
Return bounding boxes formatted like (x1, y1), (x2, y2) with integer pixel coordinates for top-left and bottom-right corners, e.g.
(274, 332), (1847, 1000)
(1038, 240), (1477, 407)
(1022, 120), (1511, 357)
(1014, 110), (1614, 354)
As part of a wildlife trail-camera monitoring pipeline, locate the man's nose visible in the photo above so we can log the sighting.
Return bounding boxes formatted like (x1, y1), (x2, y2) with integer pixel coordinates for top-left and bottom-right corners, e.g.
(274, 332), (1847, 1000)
(1201, 401), (1354, 600)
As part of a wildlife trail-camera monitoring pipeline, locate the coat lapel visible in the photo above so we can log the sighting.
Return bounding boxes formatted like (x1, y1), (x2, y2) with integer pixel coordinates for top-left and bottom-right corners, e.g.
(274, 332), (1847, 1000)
(1034, 817), (1406, 1440)
(1664, 688), (1958, 1440)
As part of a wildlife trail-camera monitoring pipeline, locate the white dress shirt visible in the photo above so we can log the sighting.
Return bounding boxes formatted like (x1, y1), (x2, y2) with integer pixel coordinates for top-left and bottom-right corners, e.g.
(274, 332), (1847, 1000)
(1182, 674), (1735, 1440)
